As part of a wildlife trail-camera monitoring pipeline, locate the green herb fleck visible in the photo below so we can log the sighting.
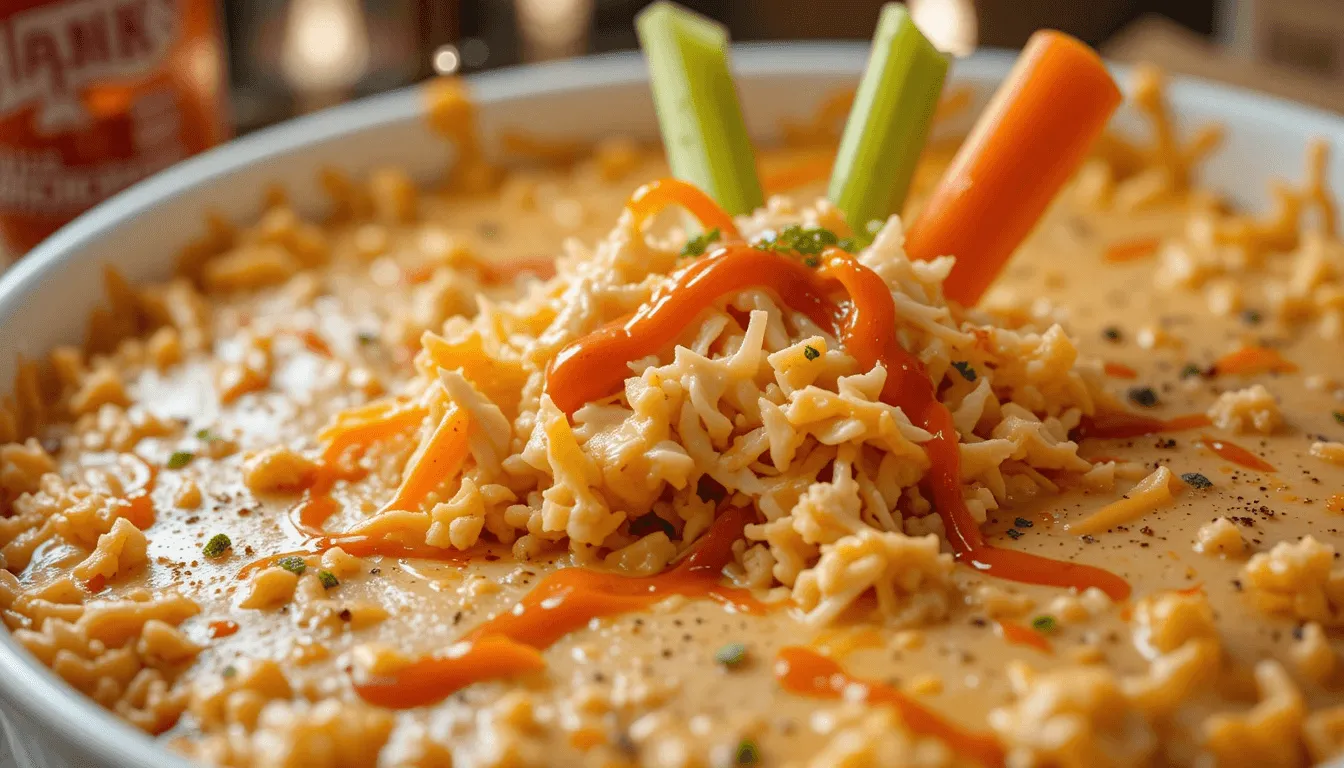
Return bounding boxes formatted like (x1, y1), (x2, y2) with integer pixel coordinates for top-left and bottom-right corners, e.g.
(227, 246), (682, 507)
(1181, 472), (1213, 490)
(1006, 528), (1024, 540)
(1031, 615), (1057, 633)
(203, 533), (232, 559)
(1240, 309), (1263, 325)
(951, 361), (977, 382)
(221, 665), (237, 679)
(681, 227), (722, 258)
(318, 570), (339, 589)
(734, 738), (760, 766)
(715, 642), (748, 667)
(1127, 386), (1159, 408)
(1180, 363), (1203, 379)
(356, 331), (379, 345)
(1102, 326), (1123, 342)
(758, 224), (840, 258)
(1333, 411), (1344, 425)
(803, 345), (821, 361)
(277, 556), (307, 576)
(1014, 517), (1033, 529)
(803, 256), (820, 268)
(195, 428), (216, 442)
(167, 450), (194, 469)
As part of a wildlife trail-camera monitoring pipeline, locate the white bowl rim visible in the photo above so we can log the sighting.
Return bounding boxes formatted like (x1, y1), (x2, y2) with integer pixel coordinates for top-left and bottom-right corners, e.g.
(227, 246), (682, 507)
(2, 42), (1344, 767)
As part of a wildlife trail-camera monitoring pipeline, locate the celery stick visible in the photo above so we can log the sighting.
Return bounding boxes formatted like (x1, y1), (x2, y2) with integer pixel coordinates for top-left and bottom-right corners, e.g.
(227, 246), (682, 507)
(636, 2), (764, 216)
(828, 3), (949, 242)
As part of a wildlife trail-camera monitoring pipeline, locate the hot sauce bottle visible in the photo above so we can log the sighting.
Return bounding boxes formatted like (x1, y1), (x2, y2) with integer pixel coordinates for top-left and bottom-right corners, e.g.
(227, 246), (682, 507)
(0, 0), (230, 256)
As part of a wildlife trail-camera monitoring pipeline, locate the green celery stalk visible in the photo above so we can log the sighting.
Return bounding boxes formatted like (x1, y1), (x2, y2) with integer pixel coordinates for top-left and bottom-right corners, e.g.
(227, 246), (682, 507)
(636, 2), (764, 216)
(828, 3), (949, 243)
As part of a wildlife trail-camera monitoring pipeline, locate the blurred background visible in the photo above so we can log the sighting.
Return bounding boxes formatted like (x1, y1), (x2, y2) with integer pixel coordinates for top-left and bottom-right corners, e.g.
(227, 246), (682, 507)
(225, 0), (1343, 134)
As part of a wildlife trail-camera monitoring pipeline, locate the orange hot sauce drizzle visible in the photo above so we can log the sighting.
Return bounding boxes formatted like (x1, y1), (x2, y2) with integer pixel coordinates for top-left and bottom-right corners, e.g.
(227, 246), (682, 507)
(1196, 434), (1276, 472)
(1102, 237), (1162, 263)
(1076, 411), (1211, 440)
(546, 226), (1131, 600)
(625, 178), (742, 239)
(545, 246), (839, 414)
(353, 507), (762, 708)
(355, 635), (547, 710)
(775, 646), (1005, 767)
(235, 400), (476, 578)
(287, 397), (434, 537)
(994, 620), (1052, 654)
(317, 400), (428, 465)
(1102, 361), (1138, 379)
(1175, 582), (1205, 596)
(85, 453), (158, 530)
(250, 471), (477, 579)
(1211, 345), (1299, 376)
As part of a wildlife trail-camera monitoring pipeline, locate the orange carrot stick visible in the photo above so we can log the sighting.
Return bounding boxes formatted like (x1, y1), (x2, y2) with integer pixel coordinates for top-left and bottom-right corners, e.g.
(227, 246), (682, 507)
(905, 31), (1121, 305)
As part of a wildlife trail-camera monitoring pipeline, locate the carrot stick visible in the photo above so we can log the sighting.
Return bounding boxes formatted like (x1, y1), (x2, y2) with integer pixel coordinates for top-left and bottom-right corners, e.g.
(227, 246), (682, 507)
(905, 31), (1122, 306)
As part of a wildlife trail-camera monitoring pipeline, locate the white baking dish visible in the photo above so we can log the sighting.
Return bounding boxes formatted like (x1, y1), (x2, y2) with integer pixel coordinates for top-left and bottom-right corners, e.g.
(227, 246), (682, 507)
(0, 43), (1341, 767)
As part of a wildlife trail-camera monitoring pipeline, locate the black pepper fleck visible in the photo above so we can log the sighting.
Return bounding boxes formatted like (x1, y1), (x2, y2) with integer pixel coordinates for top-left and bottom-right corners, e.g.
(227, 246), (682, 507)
(1127, 386), (1159, 408)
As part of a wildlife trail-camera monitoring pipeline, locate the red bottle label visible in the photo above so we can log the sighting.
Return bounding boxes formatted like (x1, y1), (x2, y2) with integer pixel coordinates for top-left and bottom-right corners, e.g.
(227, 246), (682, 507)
(0, 0), (230, 256)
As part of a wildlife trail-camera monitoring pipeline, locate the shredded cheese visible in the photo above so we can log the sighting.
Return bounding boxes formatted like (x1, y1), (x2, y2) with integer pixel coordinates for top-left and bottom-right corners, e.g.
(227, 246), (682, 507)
(384, 401), (472, 512)
(1069, 466), (1176, 536)
(317, 399), (429, 463)
(420, 331), (530, 418)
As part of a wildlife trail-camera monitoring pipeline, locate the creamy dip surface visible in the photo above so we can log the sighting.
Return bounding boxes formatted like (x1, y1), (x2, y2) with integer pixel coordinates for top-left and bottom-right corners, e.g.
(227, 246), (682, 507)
(1, 73), (1343, 768)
